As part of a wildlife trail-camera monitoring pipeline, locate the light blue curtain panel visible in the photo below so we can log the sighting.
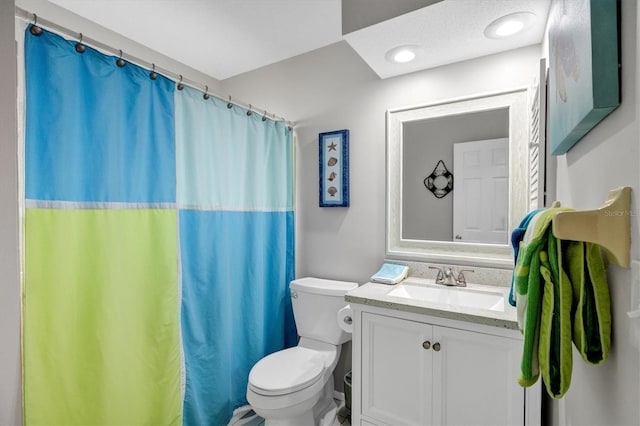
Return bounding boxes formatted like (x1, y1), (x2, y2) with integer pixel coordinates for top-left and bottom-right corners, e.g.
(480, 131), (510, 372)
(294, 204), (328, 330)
(176, 86), (296, 425)
(175, 87), (293, 210)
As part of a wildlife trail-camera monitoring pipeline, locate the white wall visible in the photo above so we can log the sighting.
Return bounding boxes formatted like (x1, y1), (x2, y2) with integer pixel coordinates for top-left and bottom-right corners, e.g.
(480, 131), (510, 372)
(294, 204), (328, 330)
(0, 0), (22, 423)
(546, 0), (640, 424)
(222, 42), (541, 284)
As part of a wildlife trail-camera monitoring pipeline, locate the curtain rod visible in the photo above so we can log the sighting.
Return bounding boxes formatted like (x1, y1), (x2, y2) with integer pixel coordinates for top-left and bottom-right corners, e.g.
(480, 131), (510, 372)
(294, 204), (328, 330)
(15, 6), (295, 129)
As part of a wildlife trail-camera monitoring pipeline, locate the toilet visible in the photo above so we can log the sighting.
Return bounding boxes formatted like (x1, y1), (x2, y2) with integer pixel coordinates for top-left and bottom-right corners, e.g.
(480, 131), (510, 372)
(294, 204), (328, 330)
(246, 277), (357, 426)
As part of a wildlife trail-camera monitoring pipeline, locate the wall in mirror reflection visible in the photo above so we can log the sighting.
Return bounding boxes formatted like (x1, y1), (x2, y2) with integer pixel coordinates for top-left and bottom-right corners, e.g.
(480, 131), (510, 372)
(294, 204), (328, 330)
(402, 108), (509, 243)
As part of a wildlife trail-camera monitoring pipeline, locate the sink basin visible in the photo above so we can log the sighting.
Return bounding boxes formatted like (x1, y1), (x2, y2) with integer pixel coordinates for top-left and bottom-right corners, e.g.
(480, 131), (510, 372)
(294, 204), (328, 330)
(387, 282), (507, 312)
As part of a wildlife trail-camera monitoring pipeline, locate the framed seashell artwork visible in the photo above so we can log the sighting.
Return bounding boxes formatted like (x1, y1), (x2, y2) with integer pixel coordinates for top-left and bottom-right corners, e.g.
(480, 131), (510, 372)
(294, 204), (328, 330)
(319, 129), (349, 207)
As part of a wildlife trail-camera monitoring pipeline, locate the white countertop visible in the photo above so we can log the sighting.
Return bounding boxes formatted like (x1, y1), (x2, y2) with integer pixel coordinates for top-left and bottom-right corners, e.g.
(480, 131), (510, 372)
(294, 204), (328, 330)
(345, 277), (519, 330)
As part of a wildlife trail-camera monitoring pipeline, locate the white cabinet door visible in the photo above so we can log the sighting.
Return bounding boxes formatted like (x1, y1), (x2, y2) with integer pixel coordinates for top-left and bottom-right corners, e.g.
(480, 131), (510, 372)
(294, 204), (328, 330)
(361, 313), (433, 425)
(360, 312), (526, 426)
(431, 326), (525, 426)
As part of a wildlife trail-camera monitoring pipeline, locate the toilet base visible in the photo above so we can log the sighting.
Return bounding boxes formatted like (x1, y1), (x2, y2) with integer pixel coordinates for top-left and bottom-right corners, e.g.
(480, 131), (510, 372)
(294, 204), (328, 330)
(252, 377), (337, 426)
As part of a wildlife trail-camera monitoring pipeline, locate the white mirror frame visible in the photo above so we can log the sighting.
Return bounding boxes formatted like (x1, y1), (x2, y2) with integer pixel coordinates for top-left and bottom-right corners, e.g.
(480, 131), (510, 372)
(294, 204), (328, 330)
(386, 88), (529, 269)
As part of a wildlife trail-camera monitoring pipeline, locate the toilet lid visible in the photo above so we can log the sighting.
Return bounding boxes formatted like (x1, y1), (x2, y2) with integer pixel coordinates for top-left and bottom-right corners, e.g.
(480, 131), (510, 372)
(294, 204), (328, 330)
(249, 347), (325, 396)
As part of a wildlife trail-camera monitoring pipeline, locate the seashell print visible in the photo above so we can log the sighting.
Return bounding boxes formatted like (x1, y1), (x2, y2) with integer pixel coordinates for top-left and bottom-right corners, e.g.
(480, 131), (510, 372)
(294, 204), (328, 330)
(327, 157), (338, 166)
(328, 172), (337, 181)
(327, 186), (338, 196)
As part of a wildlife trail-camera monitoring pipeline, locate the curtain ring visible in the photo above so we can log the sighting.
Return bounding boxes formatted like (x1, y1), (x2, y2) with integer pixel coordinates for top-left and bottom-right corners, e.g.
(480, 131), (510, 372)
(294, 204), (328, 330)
(30, 14), (43, 36)
(149, 63), (158, 80)
(75, 33), (86, 53)
(246, 104), (253, 117)
(227, 96), (233, 109)
(177, 75), (185, 91)
(262, 110), (268, 122)
(203, 85), (210, 100)
(116, 50), (126, 67)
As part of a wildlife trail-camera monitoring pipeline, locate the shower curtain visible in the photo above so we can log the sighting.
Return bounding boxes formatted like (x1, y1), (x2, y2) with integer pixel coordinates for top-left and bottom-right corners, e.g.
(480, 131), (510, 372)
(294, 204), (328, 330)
(23, 27), (295, 425)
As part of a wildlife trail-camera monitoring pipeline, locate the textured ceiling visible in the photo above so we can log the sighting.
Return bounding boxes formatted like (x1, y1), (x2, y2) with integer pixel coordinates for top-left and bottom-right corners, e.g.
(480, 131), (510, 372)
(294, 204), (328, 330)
(46, 0), (550, 81)
(344, 0), (551, 78)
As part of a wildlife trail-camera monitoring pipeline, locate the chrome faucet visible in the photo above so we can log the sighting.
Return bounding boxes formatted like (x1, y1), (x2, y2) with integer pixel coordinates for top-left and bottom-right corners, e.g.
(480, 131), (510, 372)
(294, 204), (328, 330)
(429, 266), (455, 286)
(429, 266), (474, 287)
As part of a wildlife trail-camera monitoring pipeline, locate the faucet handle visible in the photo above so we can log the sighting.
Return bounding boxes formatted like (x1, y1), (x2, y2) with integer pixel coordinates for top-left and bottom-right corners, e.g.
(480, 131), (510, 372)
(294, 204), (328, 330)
(429, 266), (444, 283)
(456, 269), (474, 286)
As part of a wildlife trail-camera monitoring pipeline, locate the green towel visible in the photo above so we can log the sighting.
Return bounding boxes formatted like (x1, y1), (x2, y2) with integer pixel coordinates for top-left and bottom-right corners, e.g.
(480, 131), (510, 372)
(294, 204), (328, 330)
(513, 207), (611, 399)
(566, 241), (611, 365)
(538, 231), (573, 398)
(514, 207), (572, 388)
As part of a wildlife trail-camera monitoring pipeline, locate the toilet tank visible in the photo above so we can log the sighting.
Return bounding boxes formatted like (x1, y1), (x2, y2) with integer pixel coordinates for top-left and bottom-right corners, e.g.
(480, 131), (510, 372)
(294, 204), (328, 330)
(290, 277), (358, 345)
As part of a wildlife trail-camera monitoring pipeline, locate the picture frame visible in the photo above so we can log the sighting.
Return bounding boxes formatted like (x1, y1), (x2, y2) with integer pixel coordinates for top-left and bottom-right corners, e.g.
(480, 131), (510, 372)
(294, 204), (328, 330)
(319, 129), (349, 207)
(548, 0), (620, 155)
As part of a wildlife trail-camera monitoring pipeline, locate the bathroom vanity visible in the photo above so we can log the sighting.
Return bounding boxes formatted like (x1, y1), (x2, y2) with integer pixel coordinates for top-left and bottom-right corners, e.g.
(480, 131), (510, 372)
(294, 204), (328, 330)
(367, 75), (545, 426)
(346, 278), (540, 426)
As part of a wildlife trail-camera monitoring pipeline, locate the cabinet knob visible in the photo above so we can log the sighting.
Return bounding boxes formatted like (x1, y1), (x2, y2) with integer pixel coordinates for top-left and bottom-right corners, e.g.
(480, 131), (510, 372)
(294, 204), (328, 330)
(433, 342), (441, 351)
(422, 340), (431, 350)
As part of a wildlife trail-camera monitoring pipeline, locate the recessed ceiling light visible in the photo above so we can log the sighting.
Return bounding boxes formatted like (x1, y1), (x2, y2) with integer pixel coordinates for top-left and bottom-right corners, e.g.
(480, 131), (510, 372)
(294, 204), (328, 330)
(484, 12), (536, 39)
(385, 45), (421, 64)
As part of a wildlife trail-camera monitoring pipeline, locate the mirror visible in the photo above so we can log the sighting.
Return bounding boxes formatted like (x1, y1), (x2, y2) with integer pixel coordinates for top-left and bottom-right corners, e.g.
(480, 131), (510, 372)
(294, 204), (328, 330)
(386, 89), (529, 268)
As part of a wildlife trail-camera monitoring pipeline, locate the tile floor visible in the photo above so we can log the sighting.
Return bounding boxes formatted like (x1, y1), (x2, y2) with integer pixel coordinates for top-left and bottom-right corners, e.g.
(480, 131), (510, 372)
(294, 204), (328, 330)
(336, 403), (351, 426)
(230, 399), (351, 426)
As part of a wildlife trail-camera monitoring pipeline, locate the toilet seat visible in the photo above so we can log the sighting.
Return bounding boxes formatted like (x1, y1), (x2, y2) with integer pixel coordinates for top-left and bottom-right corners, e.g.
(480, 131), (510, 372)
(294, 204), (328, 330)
(248, 347), (325, 396)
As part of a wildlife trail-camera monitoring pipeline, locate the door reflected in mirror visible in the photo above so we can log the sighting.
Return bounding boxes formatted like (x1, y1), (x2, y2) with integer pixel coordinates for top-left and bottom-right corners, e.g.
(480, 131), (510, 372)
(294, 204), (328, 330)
(453, 137), (509, 244)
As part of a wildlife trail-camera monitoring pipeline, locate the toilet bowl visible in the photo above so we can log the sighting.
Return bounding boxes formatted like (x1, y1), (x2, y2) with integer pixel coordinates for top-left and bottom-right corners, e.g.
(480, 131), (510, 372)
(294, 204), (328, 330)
(246, 277), (357, 426)
(247, 339), (339, 425)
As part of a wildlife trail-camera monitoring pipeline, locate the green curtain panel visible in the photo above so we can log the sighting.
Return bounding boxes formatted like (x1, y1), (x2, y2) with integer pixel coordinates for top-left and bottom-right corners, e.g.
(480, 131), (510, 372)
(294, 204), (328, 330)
(23, 209), (182, 424)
